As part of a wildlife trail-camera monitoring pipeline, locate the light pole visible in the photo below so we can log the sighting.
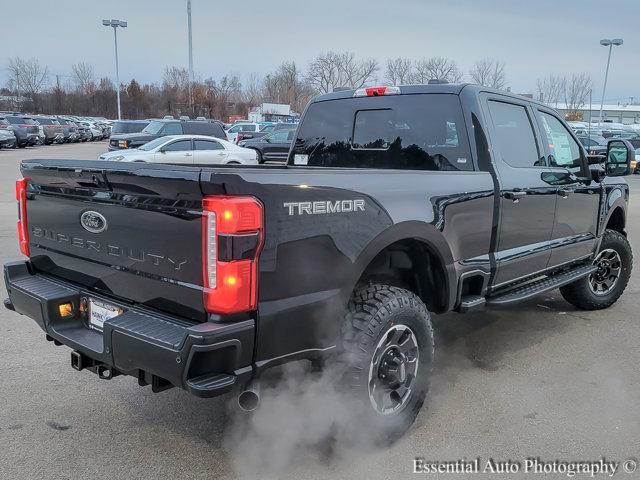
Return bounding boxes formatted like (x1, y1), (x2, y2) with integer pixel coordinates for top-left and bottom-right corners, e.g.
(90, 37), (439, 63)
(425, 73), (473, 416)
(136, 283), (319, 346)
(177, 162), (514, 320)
(598, 38), (623, 125)
(187, 0), (194, 114)
(102, 19), (127, 120)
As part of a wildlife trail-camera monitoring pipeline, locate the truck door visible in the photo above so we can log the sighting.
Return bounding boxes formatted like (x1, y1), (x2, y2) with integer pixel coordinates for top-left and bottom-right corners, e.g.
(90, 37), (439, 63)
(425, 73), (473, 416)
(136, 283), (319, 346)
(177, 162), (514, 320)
(484, 96), (558, 287)
(533, 108), (600, 267)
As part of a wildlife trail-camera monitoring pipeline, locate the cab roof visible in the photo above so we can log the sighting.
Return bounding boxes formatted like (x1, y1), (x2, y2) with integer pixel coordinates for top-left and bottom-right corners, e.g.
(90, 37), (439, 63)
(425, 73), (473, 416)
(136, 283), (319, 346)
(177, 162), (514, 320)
(312, 83), (547, 109)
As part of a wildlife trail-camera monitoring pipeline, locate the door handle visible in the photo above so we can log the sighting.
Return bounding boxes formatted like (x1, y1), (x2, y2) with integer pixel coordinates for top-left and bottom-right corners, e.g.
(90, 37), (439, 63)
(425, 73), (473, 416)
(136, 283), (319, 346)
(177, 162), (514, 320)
(184, 152), (193, 157)
(558, 188), (574, 198)
(504, 190), (527, 202)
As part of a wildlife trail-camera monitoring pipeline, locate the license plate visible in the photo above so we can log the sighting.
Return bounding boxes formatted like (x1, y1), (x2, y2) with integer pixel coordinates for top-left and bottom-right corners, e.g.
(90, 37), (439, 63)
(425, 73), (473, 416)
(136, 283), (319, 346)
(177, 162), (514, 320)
(88, 299), (123, 331)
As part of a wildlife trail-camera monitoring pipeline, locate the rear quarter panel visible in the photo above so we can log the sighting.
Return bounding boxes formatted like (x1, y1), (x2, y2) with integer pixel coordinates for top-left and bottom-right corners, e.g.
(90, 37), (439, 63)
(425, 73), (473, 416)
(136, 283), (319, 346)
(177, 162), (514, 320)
(201, 167), (494, 366)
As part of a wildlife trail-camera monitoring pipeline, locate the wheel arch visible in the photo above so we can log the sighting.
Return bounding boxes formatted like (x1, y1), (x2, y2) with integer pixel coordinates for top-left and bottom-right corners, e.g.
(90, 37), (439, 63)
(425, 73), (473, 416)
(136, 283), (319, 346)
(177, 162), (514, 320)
(605, 205), (626, 234)
(349, 221), (456, 314)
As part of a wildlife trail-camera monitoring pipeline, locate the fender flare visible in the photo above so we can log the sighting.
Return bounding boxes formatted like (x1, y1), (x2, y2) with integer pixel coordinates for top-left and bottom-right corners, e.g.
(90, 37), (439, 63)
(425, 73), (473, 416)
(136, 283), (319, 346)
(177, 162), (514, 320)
(601, 187), (627, 234)
(341, 221), (457, 312)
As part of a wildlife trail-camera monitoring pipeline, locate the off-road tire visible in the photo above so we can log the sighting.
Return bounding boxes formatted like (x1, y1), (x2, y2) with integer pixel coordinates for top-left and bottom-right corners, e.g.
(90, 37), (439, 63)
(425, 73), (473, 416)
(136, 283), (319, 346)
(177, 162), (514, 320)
(560, 229), (632, 310)
(340, 283), (434, 444)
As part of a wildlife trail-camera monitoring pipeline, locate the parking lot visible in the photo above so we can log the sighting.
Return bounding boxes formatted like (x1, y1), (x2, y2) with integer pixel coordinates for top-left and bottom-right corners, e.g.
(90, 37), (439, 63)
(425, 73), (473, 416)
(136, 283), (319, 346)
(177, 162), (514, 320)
(0, 142), (639, 480)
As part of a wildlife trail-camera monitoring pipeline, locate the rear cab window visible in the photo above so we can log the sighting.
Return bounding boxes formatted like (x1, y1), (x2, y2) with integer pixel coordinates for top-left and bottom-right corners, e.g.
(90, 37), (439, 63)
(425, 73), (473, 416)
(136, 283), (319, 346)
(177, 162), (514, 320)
(289, 94), (472, 171)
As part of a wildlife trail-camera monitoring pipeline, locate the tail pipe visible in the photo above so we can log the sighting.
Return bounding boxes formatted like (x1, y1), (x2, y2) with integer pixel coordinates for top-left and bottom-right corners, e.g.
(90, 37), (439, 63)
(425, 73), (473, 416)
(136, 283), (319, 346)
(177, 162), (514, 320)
(237, 382), (260, 412)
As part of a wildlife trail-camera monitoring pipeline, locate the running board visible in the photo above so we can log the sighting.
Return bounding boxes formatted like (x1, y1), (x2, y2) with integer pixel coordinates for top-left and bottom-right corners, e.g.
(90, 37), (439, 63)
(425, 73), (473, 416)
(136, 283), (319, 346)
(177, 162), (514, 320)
(486, 265), (598, 306)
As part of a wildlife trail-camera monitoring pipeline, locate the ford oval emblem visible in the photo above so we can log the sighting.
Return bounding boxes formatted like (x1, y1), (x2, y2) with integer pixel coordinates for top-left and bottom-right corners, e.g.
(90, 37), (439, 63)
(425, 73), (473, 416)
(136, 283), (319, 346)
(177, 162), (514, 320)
(80, 211), (108, 234)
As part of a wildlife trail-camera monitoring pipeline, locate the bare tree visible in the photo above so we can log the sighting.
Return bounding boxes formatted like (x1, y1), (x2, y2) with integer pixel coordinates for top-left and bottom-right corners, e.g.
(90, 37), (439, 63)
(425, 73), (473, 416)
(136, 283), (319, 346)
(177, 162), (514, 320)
(412, 57), (462, 84)
(208, 75), (242, 100)
(306, 52), (341, 94)
(71, 62), (96, 94)
(307, 51), (379, 93)
(469, 59), (506, 89)
(337, 52), (379, 89)
(262, 62), (315, 112)
(563, 73), (592, 116)
(385, 57), (414, 85)
(162, 66), (189, 91)
(242, 73), (263, 106)
(536, 74), (565, 107)
(7, 57), (49, 109)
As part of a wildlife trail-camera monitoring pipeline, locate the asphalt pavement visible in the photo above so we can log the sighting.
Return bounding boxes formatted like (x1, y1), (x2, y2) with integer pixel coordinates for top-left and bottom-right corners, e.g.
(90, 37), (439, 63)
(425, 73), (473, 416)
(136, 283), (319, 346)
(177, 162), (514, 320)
(0, 141), (638, 479)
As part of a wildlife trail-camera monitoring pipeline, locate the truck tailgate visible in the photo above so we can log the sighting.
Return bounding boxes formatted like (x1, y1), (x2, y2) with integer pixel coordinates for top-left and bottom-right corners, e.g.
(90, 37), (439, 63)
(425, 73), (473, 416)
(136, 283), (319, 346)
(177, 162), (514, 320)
(21, 160), (208, 321)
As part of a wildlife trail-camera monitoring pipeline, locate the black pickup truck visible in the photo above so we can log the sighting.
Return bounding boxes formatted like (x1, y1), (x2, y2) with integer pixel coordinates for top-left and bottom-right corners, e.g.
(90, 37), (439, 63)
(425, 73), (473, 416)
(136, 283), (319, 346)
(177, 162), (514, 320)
(4, 84), (635, 441)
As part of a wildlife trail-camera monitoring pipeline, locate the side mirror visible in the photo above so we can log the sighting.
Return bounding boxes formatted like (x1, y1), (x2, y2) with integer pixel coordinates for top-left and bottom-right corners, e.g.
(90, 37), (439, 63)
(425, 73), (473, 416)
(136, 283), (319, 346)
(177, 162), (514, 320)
(264, 137), (271, 143)
(605, 139), (634, 176)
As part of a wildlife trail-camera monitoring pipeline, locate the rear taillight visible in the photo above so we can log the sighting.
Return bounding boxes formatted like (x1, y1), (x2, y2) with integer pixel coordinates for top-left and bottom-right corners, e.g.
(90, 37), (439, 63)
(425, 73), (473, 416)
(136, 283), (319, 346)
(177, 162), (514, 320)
(16, 178), (29, 256)
(202, 196), (264, 314)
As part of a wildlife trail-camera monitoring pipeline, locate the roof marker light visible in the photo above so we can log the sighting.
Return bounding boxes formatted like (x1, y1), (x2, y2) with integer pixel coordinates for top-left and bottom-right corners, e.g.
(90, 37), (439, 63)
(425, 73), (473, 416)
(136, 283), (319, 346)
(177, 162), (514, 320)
(353, 86), (401, 97)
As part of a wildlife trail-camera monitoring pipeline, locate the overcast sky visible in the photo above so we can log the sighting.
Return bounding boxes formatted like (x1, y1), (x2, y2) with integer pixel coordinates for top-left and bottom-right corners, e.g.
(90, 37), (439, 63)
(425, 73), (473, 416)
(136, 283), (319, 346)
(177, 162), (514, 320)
(2, 0), (637, 102)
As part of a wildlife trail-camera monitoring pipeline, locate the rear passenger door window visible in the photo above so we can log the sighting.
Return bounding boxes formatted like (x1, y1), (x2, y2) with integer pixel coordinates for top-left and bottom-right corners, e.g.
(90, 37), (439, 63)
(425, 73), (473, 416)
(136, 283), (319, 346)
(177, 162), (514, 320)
(487, 101), (542, 168)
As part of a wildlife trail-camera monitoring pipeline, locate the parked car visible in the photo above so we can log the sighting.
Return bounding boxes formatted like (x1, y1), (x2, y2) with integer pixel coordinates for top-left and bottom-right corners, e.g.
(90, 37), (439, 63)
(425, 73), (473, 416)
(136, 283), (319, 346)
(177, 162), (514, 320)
(235, 122), (296, 143)
(34, 117), (64, 145)
(225, 122), (262, 143)
(0, 124), (16, 148)
(34, 123), (46, 145)
(5, 84), (635, 441)
(88, 122), (104, 141)
(577, 135), (608, 157)
(601, 128), (637, 139)
(99, 135), (258, 164)
(238, 126), (296, 163)
(95, 121), (111, 139)
(108, 119), (226, 150)
(0, 115), (38, 147)
(73, 121), (92, 142)
(56, 117), (82, 143)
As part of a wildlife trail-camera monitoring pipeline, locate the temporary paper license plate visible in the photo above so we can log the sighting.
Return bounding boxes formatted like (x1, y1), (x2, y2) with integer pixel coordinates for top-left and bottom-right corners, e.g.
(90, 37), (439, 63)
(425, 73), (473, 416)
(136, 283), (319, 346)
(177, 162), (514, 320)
(88, 299), (123, 331)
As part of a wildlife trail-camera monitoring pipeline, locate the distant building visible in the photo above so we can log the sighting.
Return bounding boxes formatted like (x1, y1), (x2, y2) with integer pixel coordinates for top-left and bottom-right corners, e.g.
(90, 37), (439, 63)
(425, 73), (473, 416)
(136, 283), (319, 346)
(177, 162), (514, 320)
(553, 102), (640, 125)
(248, 103), (299, 123)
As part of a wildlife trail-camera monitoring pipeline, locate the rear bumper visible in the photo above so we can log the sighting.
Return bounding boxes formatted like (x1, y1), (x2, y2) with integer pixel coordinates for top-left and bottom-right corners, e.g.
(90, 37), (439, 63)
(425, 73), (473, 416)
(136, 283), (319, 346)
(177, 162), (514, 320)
(14, 132), (38, 145)
(4, 261), (254, 398)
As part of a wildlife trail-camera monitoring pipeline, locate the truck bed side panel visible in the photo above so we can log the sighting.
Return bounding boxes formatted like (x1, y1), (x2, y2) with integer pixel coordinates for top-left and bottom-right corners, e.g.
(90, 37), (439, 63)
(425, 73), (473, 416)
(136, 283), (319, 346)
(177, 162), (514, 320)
(201, 168), (494, 365)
